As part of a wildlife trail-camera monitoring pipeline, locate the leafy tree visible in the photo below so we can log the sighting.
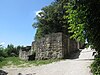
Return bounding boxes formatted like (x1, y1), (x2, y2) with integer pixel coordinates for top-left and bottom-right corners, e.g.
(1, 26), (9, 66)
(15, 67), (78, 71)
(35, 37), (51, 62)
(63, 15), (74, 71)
(64, 0), (87, 43)
(5, 44), (22, 57)
(0, 46), (4, 57)
(33, 0), (68, 40)
(0, 46), (6, 61)
(33, 0), (100, 55)
(68, 0), (100, 53)
(84, 0), (100, 54)
(5, 44), (15, 56)
(16, 45), (22, 56)
(64, 1), (100, 74)
(0, 44), (23, 61)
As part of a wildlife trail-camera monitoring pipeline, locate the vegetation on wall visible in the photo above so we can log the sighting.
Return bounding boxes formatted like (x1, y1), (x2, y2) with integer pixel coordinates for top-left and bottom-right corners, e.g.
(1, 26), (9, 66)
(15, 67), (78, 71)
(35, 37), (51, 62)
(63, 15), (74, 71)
(33, 0), (69, 40)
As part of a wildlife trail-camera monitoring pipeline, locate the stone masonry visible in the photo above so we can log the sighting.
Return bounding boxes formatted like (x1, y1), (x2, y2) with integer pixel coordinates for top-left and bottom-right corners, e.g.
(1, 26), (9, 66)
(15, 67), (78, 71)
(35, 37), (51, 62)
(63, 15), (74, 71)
(32, 33), (82, 60)
(19, 46), (32, 60)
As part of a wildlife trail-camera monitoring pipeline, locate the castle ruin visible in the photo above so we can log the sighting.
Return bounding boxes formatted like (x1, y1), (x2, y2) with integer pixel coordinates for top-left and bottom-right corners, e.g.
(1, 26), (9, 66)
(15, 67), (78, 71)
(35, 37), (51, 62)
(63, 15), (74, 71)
(19, 32), (83, 60)
(32, 32), (83, 60)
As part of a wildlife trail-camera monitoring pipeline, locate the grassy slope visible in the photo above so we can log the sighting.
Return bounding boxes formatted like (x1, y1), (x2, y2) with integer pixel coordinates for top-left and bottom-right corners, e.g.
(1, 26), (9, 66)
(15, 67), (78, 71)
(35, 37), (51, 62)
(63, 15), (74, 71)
(0, 57), (60, 68)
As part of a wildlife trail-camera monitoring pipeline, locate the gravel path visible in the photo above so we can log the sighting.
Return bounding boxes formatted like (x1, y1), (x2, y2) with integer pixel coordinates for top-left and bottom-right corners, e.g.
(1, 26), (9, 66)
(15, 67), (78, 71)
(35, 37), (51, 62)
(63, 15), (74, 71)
(2, 47), (94, 75)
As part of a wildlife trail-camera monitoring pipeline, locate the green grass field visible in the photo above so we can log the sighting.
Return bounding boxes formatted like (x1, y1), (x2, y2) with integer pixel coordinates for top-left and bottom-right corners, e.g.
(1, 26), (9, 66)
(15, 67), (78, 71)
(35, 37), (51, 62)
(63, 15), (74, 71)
(0, 57), (60, 68)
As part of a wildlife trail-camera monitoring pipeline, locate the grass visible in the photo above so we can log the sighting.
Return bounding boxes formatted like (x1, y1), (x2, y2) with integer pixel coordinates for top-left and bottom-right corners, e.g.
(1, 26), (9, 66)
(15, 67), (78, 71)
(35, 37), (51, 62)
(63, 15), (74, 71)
(0, 57), (23, 68)
(0, 57), (61, 68)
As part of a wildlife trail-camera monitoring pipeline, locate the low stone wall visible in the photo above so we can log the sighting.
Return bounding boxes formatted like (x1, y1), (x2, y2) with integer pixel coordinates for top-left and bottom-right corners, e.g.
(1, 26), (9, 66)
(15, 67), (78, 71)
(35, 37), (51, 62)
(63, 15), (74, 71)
(33, 33), (80, 60)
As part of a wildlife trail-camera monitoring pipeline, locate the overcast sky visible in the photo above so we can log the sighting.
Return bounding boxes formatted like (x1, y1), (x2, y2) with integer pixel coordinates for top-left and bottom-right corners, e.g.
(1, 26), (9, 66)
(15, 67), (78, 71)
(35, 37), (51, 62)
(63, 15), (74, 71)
(0, 0), (54, 47)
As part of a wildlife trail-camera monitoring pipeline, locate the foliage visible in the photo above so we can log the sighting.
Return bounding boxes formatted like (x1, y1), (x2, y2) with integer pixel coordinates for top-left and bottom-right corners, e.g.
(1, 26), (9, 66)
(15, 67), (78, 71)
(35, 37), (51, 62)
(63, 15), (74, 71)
(77, 0), (100, 53)
(5, 44), (23, 57)
(33, 0), (100, 67)
(0, 46), (7, 61)
(34, 0), (100, 57)
(33, 0), (68, 40)
(0, 44), (23, 62)
(5, 44), (15, 56)
(0, 57), (5, 62)
(84, 0), (100, 54)
(0, 46), (7, 57)
(91, 58), (100, 75)
(65, 1), (86, 43)
(64, 0), (100, 75)
(34, 0), (100, 74)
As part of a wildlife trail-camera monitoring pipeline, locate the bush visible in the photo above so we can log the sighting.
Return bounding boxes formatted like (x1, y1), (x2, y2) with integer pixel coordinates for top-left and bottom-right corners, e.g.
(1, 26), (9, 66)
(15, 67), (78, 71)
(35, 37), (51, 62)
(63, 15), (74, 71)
(91, 58), (100, 75)
(0, 57), (5, 62)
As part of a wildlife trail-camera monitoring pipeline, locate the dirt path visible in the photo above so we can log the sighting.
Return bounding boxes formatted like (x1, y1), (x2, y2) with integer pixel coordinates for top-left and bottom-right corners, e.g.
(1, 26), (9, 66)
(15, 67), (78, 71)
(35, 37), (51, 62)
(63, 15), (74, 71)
(2, 47), (94, 75)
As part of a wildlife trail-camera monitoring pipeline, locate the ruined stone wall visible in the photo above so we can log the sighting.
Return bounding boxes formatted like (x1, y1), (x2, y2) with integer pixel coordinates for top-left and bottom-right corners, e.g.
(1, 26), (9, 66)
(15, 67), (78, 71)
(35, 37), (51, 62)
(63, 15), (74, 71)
(19, 46), (32, 60)
(33, 33), (79, 60)
(34, 33), (63, 60)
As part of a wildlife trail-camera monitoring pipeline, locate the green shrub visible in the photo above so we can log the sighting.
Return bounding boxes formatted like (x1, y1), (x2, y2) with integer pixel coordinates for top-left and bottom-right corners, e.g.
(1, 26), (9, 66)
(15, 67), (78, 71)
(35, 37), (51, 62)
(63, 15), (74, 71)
(91, 58), (100, 75)
(0, 56), (5, 62)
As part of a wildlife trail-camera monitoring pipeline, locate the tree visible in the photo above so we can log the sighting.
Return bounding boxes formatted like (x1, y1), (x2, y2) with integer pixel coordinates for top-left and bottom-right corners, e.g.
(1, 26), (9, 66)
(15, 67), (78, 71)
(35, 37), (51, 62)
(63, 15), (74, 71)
(5, 44), (14, 56)
(64, 0), (87, 43)
(5, 44), (20, 57)
(33, 0), (68, 40)
(64, 1), (100, 74)
(4, 44), (23, 57)
(0, 46), (6, 61)
(65, 0), (100, 53)
(0, 46), (5, 57)
(85, 0), (100, 54)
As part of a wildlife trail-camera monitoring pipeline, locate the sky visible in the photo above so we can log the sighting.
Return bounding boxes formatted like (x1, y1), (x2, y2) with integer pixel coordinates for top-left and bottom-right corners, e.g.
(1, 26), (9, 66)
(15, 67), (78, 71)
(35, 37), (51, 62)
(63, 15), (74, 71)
(0, 0), (54, 47)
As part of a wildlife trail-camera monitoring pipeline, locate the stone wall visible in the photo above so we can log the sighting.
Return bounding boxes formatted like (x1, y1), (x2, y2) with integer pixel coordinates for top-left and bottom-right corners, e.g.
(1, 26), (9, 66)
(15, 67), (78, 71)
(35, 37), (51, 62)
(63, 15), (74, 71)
(19, 46), (32, 60)
(33, 33), (80, 60)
